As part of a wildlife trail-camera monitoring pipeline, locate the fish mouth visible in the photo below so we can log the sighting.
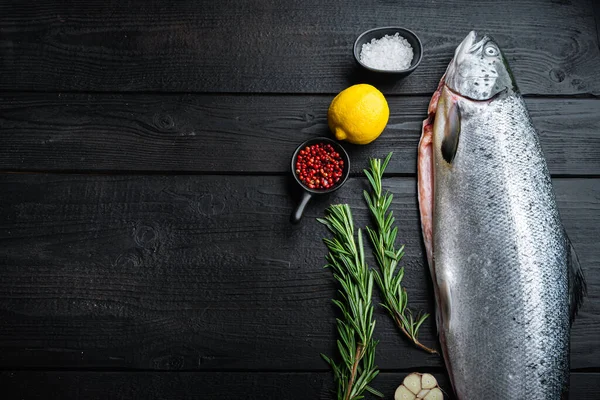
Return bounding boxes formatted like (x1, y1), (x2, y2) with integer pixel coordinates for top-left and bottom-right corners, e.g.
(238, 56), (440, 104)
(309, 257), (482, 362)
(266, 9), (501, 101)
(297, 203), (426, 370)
(465, 30), (489, 54)
(459, 30), (489, 57)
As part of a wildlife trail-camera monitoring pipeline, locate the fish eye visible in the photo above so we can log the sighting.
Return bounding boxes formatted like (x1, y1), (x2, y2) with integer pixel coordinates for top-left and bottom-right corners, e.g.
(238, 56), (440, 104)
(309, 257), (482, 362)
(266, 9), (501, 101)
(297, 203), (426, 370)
(484, 44), (499, 57)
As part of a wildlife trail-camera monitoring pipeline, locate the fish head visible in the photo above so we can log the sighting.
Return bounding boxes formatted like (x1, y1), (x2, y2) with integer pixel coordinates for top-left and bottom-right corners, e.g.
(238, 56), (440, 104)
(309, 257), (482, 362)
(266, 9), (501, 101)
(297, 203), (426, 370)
(444, 31), (515, 100)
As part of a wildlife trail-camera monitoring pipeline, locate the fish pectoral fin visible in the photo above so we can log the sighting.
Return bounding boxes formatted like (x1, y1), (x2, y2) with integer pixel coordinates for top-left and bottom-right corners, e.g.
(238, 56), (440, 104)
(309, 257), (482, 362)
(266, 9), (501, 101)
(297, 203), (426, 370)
(441, 102), (461, 164)
(435, 279), (453, 333)
(567, 233), (587, 323)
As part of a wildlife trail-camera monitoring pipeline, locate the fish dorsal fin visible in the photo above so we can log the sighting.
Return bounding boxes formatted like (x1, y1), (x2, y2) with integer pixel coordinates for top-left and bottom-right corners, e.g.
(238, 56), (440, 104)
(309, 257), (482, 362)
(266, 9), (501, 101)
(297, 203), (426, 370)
(567, 233), (587, 324)
(441, 102), (461, 164)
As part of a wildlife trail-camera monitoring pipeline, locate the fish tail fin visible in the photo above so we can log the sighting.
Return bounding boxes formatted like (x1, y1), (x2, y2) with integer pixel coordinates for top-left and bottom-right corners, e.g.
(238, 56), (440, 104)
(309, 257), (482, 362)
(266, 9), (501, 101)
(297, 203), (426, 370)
(567, 232), (587, 323)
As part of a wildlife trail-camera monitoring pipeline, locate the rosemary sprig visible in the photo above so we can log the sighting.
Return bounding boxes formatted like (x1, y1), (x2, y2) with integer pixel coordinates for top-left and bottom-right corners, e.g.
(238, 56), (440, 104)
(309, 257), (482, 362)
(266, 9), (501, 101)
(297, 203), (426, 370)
(364, 153), (437, 355)
(318, 204), (384, 400)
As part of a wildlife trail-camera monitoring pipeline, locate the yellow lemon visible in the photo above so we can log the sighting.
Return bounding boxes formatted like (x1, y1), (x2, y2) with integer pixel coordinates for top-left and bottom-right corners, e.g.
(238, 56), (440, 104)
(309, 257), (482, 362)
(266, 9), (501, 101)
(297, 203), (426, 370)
(328, 84), (389, 145)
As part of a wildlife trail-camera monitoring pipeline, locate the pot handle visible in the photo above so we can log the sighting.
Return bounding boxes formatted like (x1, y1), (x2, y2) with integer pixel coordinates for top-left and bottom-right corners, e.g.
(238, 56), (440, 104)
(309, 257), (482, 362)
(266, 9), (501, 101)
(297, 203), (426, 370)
(290, 191), (312, 224)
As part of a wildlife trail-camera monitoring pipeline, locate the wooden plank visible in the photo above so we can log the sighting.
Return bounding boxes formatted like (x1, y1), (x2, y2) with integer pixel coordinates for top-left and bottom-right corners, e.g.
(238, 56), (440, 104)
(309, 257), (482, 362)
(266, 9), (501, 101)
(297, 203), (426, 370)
(594, 0), (600, 51)
(1, 0), (598, 95)
(0, 174), (598, 371)
(1, 94), (599, 175)
(0, 371), (598, 400)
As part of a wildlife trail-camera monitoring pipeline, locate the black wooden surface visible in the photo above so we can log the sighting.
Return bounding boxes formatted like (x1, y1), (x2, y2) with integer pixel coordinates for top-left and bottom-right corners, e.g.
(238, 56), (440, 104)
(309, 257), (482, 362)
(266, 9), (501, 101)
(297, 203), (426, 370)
(1, 372), (599, 400)
(1, 0), (599, 399)
(0, 175), (599, 373)
(1, 94), (599, 175)
(1, 0), (599, 95)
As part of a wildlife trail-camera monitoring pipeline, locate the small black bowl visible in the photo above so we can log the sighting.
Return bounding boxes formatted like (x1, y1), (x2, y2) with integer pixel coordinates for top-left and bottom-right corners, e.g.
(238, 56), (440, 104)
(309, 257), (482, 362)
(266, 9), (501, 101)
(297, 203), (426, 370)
(290, 137), (350, 224)
(353, 27), (423, 77)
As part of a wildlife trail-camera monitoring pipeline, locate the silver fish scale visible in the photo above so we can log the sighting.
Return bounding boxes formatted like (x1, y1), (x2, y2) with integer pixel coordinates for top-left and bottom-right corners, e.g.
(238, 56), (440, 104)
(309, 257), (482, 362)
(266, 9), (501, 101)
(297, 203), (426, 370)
(433, 88), (570, 399)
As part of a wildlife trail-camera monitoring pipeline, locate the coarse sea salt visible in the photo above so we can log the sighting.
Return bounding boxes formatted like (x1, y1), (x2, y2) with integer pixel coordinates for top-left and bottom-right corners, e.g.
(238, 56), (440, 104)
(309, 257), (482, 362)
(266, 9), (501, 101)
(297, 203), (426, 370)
(360, 33), (414, 71)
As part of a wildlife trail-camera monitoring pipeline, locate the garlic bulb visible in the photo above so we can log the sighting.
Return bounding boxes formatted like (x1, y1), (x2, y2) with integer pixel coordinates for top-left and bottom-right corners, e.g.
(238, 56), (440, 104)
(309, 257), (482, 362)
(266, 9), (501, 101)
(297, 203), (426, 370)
(394, 373), (443, 400)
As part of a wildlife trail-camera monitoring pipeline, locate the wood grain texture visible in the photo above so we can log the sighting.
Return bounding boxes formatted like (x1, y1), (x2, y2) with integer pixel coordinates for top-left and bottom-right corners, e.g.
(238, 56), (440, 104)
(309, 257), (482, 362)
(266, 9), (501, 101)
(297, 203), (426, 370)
(1, 371), (598, 400)
(1, 94), (599, 175)
(0, 174), (598, 371)
(594, 0), (600, 52)
(1, 0), (599, 94)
